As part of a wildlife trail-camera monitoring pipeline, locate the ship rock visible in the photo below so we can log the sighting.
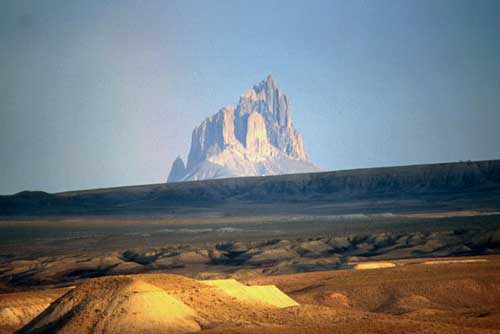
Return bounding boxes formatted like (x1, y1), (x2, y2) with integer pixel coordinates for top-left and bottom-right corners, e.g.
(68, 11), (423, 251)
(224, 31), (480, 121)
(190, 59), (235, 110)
(167, 75), (320, 182)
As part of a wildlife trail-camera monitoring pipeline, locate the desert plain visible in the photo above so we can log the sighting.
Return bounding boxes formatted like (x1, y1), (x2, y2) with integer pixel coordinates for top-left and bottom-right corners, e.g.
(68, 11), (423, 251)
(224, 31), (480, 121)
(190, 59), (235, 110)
(1, 160), (500, 333)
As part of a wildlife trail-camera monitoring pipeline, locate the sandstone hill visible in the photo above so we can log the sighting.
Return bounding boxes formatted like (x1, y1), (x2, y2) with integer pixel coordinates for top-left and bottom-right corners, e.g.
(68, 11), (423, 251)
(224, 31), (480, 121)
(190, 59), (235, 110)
(18, 274), (298, 334)
(167, 75), (319, 182)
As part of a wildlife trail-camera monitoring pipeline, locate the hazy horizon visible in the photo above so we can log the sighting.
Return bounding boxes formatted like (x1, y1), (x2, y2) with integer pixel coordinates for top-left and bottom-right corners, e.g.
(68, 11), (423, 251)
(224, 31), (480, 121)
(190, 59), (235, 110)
(1, 0), (500, 195)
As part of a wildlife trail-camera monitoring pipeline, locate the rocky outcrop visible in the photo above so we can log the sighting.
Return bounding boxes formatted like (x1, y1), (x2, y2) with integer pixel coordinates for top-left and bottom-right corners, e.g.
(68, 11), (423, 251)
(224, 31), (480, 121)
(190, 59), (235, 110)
(168, 76), (319, 182)
(235, 75), (307, 161)
(167, 156), (187, 183)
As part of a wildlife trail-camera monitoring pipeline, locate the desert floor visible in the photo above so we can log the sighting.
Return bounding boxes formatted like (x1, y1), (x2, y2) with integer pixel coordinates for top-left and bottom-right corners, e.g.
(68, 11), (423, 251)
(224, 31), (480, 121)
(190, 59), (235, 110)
(1, 255), (500, 334)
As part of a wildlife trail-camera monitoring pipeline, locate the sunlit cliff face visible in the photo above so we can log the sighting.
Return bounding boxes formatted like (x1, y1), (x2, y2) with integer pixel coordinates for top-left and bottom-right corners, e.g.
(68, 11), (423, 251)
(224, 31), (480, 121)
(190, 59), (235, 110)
(168, 76), (319, 182)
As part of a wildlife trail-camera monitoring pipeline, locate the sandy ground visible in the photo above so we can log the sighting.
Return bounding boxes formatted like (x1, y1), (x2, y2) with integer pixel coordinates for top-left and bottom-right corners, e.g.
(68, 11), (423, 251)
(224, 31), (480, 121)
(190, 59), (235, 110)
(352, 262), (396, 269)
(1, 255), (500, 334)
(1, 226), (499, 293)
(242, 254), (500, 333)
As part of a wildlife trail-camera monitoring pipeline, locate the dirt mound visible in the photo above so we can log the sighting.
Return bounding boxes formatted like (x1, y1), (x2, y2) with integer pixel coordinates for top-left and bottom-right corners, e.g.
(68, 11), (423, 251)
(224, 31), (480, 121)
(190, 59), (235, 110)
(377, 294), (440, 315)
(353, 262), (396, 270)
(326, 292), (351, 307)
(17, 274), (299, 334)
(19, 277), (202, 334)
(0, 305), (49, 332)
(0, 288), (69, 334)
(202, 279), (299, 308)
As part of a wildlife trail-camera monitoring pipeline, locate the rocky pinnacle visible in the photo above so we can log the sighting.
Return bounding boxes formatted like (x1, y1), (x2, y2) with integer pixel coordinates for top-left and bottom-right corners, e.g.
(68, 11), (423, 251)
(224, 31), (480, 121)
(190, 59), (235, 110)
(167, 76), (319, 182)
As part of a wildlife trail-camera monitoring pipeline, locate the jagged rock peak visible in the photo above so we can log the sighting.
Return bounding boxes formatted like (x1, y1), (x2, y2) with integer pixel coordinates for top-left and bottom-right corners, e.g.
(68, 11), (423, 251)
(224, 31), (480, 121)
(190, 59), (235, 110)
(235, 75), (306, 161)
(254, 74), (277, 96)
(237, 75), (291, 128)
(167, 76), (319, 182)
(167, 156), (187, 183)
(186, 105), (238, 171)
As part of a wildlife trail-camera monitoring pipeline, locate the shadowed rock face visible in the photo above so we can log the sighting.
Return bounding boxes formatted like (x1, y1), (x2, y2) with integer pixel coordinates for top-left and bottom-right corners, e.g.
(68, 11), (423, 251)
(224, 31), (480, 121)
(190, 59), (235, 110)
(1, 159), (500, 216)
(167, 156), (187, 183)
(168, 76), (319, 182)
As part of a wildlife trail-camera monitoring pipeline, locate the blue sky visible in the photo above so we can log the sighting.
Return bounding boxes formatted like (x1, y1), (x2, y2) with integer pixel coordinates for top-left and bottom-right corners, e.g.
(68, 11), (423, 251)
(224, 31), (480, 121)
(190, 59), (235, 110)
(1, 0), (499, 194)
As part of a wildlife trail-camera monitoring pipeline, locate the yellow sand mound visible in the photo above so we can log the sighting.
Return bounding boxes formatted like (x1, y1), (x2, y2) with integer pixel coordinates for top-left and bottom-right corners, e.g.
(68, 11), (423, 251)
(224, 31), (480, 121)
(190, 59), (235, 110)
(0, 287), (69, 333)
(202, 279), (299, 308)
(0, 304), (49, 331)
(94, 281), (201, 334)
(20, 278), (201, 334)
(14, 274), (299, 334)
(353, 262), (396, 270)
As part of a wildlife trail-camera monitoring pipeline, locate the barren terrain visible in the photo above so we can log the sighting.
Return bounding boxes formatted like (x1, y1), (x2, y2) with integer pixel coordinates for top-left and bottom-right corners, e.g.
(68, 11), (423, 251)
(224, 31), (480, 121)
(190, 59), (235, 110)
(1, 256), (499, 334)
(1, 160), (500, 333)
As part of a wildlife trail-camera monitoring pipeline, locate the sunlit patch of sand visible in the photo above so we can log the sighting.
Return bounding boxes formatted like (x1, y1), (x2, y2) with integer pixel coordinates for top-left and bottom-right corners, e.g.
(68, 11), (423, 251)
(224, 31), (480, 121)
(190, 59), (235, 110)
(16, 275), (299, 334)
(20, 279), (202, 334)
(99, 280), (202, 333)
(353, 262), (396, 270)
(0, 304), (50, 330)
(202, 279), (299, 308)
(0, 287), (71, 332)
